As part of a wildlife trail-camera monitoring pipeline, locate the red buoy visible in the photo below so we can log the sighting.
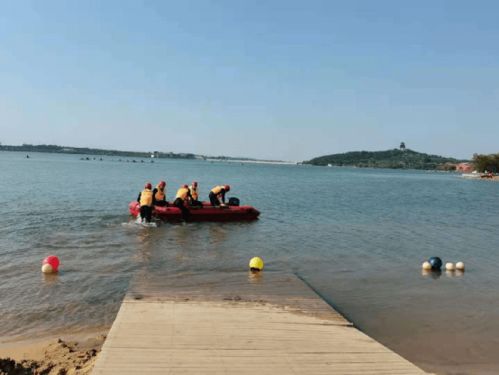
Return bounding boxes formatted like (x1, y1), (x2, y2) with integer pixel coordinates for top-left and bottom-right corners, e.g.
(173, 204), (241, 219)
(42, 255), (60, 272)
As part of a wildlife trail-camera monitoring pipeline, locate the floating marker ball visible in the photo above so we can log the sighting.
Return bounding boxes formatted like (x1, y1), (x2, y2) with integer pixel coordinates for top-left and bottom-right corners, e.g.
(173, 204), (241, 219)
(445, 262), (455, 271)
(42, 255), (60, 272)
(428, 257), (442, 270)
(41, 263), (54, 274)
(249, 257), (264, 271)
(456, 262), (465, 271)
(422, 261), (432, 270)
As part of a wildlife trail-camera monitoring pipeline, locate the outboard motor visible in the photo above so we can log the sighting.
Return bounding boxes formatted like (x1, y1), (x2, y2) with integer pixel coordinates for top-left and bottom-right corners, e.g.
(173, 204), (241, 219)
(228, 197), (240, 206)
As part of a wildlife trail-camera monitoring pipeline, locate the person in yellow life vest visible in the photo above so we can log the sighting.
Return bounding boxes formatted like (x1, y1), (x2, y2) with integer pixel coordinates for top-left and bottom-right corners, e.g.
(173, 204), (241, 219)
(189, 181), (202, 207)
(173, 184), (192, 219)
(209, 185), (230, 206)
(153, 181), (167, 207)
(137, 182), (154, 223)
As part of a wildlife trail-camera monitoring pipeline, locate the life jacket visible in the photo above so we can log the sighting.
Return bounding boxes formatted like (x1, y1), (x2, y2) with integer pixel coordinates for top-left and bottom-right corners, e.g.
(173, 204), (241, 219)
(155, 186), (165, 201)
(176, 187), (190, 200)
(140, 189), (153, 206)
(190, 185), (198, 200)
(211, 186), (224, 195)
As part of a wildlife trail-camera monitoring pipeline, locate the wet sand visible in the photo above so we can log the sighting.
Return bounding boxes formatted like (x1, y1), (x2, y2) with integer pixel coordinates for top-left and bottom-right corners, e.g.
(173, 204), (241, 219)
(0, 329), (108, 375)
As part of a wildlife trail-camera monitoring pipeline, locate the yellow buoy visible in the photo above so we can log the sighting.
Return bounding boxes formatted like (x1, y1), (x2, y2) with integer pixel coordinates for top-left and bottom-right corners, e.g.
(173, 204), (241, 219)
(41, 263), (54, 274)
(445, 262), (455, 271)
(249, 257), (264, 271)
(422, 261), (432, 270)
(456, 261), (465, 271)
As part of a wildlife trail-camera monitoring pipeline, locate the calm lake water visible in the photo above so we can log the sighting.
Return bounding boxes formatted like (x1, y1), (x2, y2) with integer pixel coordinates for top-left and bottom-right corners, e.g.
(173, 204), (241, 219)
(1, 151), (499, 374)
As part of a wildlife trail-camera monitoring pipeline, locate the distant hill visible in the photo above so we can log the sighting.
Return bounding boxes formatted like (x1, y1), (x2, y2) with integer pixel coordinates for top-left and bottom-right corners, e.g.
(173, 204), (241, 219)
(304, 149), (466, 170)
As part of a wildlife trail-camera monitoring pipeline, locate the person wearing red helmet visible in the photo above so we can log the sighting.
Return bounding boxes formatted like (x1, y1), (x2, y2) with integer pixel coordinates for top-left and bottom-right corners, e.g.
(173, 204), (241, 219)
(189, 181), (202, 207)
(137, 182), (154, 223)
(209, 185), (230, 207)
(173, 184), (192, 219)
(153, 180), (167, 207)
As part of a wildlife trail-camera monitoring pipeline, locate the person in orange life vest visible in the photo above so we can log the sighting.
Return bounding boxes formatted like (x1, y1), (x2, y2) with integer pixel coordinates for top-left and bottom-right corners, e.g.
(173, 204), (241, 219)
(189, 181), (202, 207)
(209, 185), (230, 206)
(153, 181), (167, 207)
(137, 182), (154, 223)
(173, 184), (192, 219)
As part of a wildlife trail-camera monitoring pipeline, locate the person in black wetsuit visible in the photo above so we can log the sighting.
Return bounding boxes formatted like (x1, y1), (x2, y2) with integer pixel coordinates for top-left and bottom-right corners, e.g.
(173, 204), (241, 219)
(173, 184), (192, 220)
(137, 182), (154, 223)
(209, 185), (230, 206)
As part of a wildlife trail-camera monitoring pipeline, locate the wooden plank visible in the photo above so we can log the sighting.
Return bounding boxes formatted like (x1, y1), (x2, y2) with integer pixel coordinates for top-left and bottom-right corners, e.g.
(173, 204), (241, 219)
(126, 272), (349, 324)
(92, 272), (427, 374)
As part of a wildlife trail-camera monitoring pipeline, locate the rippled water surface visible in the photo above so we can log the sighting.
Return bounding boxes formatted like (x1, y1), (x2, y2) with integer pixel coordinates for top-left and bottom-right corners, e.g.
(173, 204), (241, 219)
(1, 151), (499, 374)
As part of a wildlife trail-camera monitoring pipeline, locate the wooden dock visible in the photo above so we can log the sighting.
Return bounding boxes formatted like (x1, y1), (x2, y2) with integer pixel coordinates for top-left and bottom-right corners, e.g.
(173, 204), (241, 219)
(92, 272), (427, 374)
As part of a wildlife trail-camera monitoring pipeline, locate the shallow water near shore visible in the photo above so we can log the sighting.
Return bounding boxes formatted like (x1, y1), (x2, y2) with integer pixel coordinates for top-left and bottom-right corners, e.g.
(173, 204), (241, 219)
(1, 151), (499, 374)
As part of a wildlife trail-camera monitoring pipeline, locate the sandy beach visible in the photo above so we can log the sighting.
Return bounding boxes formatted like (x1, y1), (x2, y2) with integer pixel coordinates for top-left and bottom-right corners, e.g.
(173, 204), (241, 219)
(0, 329), (109, 375)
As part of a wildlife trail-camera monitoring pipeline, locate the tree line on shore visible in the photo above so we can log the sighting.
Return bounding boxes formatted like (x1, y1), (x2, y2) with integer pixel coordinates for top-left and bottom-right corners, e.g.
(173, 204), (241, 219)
(305, 148), (499, 173)
(0, 143), (196, 159)
(0, 143), (274, 163)
(472, 153), (499, 173)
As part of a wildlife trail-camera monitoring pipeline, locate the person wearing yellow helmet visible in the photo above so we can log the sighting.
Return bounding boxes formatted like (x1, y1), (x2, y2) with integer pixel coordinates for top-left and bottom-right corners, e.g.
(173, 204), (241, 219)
(137, 182), (154, 223)
(209, 185), (230, 206)
(173, 184), (192, 219)
(152, 180), (167, 207)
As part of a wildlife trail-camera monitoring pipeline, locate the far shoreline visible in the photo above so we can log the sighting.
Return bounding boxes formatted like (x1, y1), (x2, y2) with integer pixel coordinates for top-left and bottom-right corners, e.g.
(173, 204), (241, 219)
(0, 144), (291, 165)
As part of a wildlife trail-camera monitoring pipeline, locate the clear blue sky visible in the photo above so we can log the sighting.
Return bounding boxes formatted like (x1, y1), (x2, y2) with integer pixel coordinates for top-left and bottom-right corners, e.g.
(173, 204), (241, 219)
(1, 1), (498, 161)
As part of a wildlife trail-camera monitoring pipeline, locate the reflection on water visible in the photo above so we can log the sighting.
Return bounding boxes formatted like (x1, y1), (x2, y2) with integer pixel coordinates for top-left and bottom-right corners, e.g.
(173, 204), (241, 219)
(247, 270), (263, 284)
(421, 269), (465, 279)
(134, 229), (155, 264)
(41, 273), (60, 286)
(421, 269), (442, 279)
(208, 225), (228, 246)
(445, 270), (465, 278)
(1, 152), (499, 374)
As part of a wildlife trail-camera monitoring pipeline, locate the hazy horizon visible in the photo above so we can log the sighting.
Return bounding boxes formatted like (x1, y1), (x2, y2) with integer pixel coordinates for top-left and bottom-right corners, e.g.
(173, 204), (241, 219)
(1, 1), (499, 161)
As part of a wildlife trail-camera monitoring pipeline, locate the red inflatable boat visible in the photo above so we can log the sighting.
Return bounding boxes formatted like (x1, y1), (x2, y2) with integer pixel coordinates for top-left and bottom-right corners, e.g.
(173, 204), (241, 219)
(128, 201), (260, 222)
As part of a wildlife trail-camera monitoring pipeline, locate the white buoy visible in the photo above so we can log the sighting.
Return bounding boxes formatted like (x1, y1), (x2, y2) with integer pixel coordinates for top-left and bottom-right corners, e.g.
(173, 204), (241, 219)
(456, 262), (465, 271)
(422, 261), (432, 270)
(41, 263), (54, 274)
(445, 262), (455, 271)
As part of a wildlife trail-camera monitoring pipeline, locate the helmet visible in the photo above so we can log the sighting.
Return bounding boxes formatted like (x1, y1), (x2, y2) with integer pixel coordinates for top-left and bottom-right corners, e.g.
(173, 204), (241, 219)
(158, 181), (166, 188)
(224, 185), (230, 191)
(183, 184), (189, 189)
(145, 182), (152, 189)
(192, 181), (198, 187)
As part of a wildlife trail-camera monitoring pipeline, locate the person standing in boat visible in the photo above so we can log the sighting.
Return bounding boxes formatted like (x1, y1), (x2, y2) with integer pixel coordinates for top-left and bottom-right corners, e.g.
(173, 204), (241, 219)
(173, 184), (192, 219)
(153, 181), (167, 207)
(189, 181), (202, 207)
(209, 185), (230, 206)
(137, 182), (154, 223)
